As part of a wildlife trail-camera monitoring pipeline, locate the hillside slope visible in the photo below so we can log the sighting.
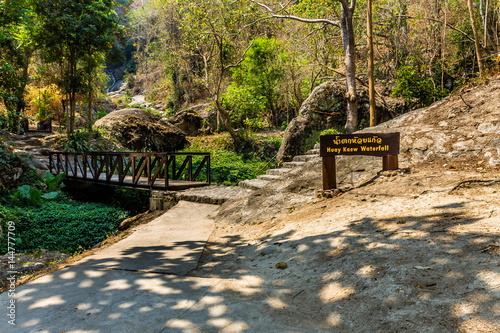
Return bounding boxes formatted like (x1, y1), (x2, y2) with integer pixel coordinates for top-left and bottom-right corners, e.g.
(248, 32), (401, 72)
(215, 76), (500, 225)
(188, 78), (500, 332)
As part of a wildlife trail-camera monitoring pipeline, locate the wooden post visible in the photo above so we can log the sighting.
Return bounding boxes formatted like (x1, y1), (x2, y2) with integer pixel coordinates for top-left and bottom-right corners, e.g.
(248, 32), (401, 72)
(382, 154), (398, 171)
(322, 156), (337, 190)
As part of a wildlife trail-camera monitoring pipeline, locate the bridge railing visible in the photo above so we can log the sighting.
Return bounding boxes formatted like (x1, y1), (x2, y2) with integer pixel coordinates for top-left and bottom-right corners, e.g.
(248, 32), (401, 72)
(48, 151), (210, 190)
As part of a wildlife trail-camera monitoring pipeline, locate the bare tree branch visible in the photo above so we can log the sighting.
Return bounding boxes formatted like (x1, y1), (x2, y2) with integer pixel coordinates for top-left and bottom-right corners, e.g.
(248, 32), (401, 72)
(225, 37), (258, 70)
(393, 15), (475, 44)
(250, 0), (340, 27)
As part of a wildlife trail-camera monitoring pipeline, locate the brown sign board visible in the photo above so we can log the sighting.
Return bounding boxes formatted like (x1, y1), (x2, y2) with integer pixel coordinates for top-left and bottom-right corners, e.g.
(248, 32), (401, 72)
(320, 132), (400, 157)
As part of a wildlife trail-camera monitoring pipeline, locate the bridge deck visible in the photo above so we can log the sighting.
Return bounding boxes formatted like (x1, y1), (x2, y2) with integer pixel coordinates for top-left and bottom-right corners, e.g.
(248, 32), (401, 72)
(71, 173), (209, 191)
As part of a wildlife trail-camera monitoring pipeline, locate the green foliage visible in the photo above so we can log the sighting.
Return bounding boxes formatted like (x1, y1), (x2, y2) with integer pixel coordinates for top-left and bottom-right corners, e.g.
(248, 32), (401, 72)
(222, 85), (266, 136)
(42, 171), (66, 192)
(34, 0), (121, 133)
(10, 172), (66, 205)
(303, 126), (343, 153)
(0, 0), (34, 133)
(11, 185), (42, 205)
(96, 110), (108, 120)
(184, 133), (282, 185)
(32, 89), (53, 121)
(392, 59), (448, 108)
(226, 36), (285, 127)
(61, 130), (90, 152)
(0, 201), (129, 254)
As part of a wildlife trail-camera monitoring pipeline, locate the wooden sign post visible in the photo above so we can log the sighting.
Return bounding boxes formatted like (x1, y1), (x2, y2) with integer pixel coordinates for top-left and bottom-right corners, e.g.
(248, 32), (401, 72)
(320, 132), (400, 190)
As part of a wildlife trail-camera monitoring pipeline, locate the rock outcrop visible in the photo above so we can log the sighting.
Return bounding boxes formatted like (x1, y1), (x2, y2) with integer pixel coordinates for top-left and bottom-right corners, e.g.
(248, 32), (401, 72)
(168, 109), (205, 136)
(0, 144), (25, 193)
(276, 81), (406, 163)
(94, 108), (188, 152)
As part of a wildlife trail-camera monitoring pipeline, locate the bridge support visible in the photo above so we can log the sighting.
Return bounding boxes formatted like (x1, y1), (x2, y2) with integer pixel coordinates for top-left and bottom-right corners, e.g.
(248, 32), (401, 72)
(150, 191), (178, 211)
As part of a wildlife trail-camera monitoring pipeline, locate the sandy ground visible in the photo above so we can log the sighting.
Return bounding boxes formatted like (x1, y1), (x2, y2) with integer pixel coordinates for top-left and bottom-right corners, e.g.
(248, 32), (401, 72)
(189, 167), (500, 332)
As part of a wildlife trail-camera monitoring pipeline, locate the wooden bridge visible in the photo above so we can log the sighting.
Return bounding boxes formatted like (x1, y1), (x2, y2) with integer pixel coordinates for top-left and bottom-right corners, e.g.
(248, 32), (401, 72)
(49, 151), (210, 191)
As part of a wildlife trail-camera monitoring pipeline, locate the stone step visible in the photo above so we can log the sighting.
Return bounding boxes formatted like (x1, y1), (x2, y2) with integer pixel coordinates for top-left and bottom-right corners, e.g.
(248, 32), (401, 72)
(314, 143), (320, 149)
(307, 149), (320, 155)
(266, 168), (292, 176)
(238, 178), (270, 190)
(293, 154), (317, 162)
(175, 185), (253, 205)
(281, 161), (306, 169)
(257, 174), (281, 181)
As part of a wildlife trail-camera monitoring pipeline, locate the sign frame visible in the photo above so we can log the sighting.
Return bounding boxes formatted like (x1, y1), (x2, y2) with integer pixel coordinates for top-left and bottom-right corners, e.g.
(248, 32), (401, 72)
(320, 132), (400, 190)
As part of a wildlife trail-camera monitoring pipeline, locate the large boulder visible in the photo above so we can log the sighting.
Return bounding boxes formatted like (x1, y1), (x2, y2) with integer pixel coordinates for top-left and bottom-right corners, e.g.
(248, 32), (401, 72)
(168, 109), (205, 136)
(94, 108), (188, 152)
(276, 81), (406, 163)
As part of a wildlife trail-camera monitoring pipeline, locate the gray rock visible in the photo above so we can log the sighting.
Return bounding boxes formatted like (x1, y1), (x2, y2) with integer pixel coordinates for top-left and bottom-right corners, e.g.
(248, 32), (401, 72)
(168, 109), (204, 136)
(94, 108), (188, 152)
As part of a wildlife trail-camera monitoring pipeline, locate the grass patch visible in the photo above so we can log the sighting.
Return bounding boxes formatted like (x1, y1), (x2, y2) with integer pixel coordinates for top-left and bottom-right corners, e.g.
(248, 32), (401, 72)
(181, 131), (282, 185)
(0, 201), (129, 255)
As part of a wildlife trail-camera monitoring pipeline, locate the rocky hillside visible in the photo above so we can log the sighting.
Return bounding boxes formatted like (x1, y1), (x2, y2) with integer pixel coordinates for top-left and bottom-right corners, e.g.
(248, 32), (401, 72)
(215, 75), (500, 225)
(188, 77), (500, 333)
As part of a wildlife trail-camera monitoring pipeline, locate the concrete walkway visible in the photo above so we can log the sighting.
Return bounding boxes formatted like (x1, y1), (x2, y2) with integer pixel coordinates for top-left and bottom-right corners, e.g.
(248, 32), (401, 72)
(0, 201), (281, 333)
(0, 201), (320, 333)
(75, 201), (216, 275)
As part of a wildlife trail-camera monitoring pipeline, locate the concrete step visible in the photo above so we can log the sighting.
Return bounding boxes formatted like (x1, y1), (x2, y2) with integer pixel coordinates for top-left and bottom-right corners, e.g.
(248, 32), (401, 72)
(238, 178), (270, 190)
(307, 149), (320, 155)
(266, 168), (292, 176)
(174, 185), (253, 205)
(281, 161), (306, 169)
(257, 174), (281, 181)
(293, 154), (317, 162)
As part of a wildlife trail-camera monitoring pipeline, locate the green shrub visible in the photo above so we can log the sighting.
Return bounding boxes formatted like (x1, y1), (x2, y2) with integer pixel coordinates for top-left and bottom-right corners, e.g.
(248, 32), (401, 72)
(183, 134), (282, 185)
(61, 130), (90, 152)
(392, 59), (448, 108)
(0, 201), (129, 254)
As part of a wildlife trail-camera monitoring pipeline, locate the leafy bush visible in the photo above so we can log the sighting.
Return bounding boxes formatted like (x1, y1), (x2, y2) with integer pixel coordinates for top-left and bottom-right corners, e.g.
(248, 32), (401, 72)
(0, 201), (129, 254)
(0, 114), (8, 130)
(183, 133), (282, 185)
(61, 130), (90, 152)
(96, 110), (107, 120)
(392, 59), (448, 108)
(222, 85), (267, 137)
(10, 172), (66, 205)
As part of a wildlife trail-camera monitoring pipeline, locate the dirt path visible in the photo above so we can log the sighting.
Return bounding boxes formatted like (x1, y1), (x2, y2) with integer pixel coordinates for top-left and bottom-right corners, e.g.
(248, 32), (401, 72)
(190, 168), (500, 332)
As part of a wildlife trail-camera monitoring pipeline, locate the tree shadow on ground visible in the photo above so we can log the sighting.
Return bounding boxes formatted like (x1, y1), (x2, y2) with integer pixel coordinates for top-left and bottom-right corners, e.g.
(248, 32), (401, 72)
(2, 198), (499, 332)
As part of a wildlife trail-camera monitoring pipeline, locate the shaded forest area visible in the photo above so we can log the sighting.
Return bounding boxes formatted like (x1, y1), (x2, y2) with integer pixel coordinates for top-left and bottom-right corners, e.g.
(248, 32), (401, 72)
(1, 0), (499, 140)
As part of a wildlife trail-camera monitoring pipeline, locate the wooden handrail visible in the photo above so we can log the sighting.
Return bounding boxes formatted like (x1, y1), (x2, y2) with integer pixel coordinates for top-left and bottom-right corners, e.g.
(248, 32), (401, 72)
(48, 151), (211, 190)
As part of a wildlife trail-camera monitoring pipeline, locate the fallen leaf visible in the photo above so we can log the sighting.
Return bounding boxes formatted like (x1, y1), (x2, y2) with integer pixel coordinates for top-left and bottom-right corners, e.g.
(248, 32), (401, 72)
(414, 266), (432, 270)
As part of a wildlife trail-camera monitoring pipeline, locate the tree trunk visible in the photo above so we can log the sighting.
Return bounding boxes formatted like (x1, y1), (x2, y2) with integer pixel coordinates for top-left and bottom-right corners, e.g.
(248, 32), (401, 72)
(340, 4), (358, 134)
(367, 0), (376, 127)
(87, 88), (93, 132)
(215, 99), (240, 146)
(468, 0), (485, 78)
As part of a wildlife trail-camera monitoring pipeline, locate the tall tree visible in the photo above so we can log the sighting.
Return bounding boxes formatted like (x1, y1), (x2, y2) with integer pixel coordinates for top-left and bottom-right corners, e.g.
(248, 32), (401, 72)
(251, 0), (359, 133)
(0, 0), (36, 132)
(179, 0), (260, 146)
(468, 0), (485, 77)
(34, 0), (120, 133)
